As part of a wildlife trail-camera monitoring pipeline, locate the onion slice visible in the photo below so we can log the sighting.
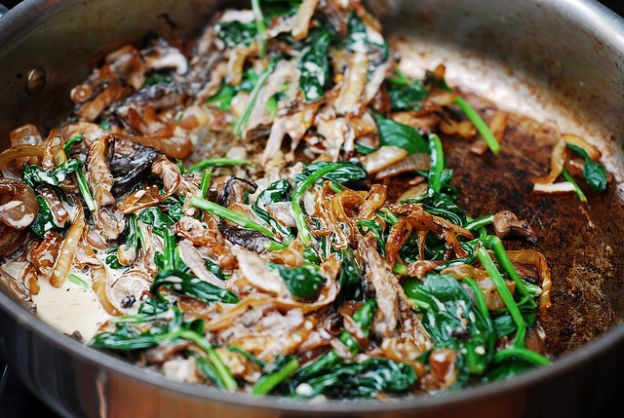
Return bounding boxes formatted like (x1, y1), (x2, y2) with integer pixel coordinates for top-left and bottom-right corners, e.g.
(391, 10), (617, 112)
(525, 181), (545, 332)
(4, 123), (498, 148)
(532, 182), (576, 194)
(533, 139), (566, 185)
(360, 146), (408, 174)
(50, 200), (86, 288)
(0, 144), (44, 171)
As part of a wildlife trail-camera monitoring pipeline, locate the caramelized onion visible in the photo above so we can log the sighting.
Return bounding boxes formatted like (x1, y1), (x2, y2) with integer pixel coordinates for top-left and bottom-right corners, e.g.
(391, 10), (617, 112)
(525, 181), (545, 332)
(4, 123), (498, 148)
(313, 182), (349, 249)
(375, 152), (431, 180)
(87, 135), (115, 207)
(0, 144), (44, 171)
(532, 182), (576, 194)
(331, 190), (366, 223)
(92, 262), (123, 316)
(358, 184), (387, 220)
(50, 200), (86, 288)
(562, 133), (601, 161)
(76, 83), (132, 122)
(507, 250), (552, 311)
(392, 112), (440, 134)
(533, 139), (566, 185)
(9, 124), (42, 169)
(360, 146), (408, 174)
(334, 51), (368, 115)
(292, 0), (319, 40)
(396, 183), (428, 203)
(440, 119), (476, 139)
(471, 112), (507, 155)
(115, 131), (192, 160)
(29, 231), (62, 277)
(205, 297), (272, 332)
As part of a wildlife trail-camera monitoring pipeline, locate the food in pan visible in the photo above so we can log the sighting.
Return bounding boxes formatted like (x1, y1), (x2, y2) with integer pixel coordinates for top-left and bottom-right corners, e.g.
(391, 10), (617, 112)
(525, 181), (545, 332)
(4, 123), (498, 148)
(0, 0), (610, 399)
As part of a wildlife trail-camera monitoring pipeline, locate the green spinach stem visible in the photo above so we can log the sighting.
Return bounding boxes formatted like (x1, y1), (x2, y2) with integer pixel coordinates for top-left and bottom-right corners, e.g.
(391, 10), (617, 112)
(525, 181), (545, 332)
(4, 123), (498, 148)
(476, 245), (526, 348)
(190, 196), (276, 238)
(252, 357), (299, 395)
(187, 158), (252, 173)
(454, 96), (501, 155)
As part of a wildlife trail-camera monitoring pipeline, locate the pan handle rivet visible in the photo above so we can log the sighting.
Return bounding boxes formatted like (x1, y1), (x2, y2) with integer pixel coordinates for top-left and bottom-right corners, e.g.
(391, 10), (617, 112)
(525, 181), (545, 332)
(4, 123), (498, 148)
(26, 66), (46, 95)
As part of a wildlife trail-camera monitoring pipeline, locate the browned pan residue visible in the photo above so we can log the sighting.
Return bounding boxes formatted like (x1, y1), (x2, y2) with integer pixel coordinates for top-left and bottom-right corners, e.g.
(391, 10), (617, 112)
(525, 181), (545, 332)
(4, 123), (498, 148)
(387, 93), (624, 357)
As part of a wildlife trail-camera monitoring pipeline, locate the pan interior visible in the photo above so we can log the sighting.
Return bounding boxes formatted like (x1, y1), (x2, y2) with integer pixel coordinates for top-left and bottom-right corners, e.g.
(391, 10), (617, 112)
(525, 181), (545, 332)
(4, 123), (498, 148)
(0, 0), (622, 403)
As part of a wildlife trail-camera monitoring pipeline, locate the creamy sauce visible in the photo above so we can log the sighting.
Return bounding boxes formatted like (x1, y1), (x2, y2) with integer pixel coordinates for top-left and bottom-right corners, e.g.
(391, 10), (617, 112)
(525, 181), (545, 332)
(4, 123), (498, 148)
(33, 275), (111, 341)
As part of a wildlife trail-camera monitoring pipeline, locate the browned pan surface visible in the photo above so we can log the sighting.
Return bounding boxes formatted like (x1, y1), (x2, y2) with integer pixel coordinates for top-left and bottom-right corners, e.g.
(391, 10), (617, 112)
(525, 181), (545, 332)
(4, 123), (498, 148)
(389, 93), (624, 357)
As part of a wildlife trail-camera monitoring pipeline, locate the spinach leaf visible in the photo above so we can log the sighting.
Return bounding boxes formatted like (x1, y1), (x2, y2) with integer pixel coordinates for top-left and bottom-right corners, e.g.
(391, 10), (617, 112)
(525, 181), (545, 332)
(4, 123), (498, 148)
(372, 112), (428, 154)
(105, 250), (124, 269)
(294, 161), (368, 186)
(262, 0), (302, 19)
(22, 159), (83, 188)
(423, 192), (466, 225)
(204, 257), (229, 281)
(299, 30), (332, 102)
(567, 143), (608, 192)
(139, 206), (175, 231)
(386, 69), (427, 111)
(105, 215), (142, 269)
(91, 322), (172, 350)
(152, 269), (238, 304)
(162, 197), (184, 222)
(338, 299), (377, 353)
(206, 84), (237, 111)
(352, 299), (376, 336)
(252, 179), (294, 239)
(196, 355), (226, 388)
(30, 196), (64, 238)
(357, 219), (386, 257)
(427, 133), (445, 195)
(292, 357), (415, 399)
(354, 142), (376, 155)
(404, 274), (495, 378)
(63, 134), (84, 157)
(337, 248), (364, 301)
(215, 20), (258, 49)
(345, 13), (388, 60)
(91, 303), (238, 390)
(482, 358), (535, 383)
(143, 73), (174, 87)
(253, 354), (299, 395)
(274, 264), (326, 300)
(492, 296), (538, 339)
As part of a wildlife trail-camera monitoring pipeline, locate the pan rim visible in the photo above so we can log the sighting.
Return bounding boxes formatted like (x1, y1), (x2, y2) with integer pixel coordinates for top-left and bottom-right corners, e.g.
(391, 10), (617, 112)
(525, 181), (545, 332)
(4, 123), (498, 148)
(1, 0), (624, 414)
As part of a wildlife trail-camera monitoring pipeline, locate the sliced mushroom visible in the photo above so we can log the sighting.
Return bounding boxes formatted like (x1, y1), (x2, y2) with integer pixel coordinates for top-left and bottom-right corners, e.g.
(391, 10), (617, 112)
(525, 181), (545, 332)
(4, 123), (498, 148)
(357, 234), (399, 338)
(220, 177), (257, 207)
(143, 38), (188, 75)
(109, 270), (151, 314)
(219, 224), (271, 253)
(492, 210), (538, 244)
(111, 143), (160, 196)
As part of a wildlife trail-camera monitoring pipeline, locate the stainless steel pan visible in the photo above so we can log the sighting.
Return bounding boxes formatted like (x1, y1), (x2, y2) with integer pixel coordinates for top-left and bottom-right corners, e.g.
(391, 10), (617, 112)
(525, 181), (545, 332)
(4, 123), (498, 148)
(1, 1), (623, 417)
